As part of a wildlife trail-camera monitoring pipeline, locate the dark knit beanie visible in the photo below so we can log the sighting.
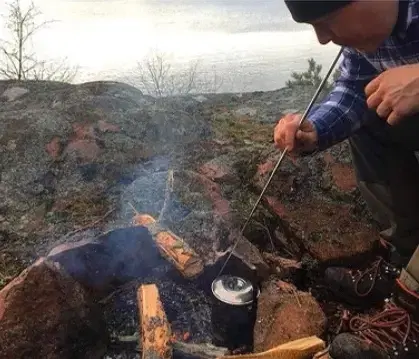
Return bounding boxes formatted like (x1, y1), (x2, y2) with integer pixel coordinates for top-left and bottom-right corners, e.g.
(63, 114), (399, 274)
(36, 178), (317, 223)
(285, 0), (353, 23)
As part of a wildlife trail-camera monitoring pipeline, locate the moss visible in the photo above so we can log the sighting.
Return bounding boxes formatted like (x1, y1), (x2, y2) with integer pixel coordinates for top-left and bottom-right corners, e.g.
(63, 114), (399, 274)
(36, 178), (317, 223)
(172, 171), (218, 213)
(211, 113), (273, 145)
(308, 231), (324, 243)
(231, 149), (263, 184)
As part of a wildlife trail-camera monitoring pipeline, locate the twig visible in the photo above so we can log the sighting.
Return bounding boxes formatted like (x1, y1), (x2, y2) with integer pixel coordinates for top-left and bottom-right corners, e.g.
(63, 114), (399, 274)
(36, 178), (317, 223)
(64, 208), (115, 238)
(277, 280), (302, 308)
(263, 218), (276, 252)
(293, 288), (302, 308)
(253, 220), (276, 252)
(128, 202), (140, 215)
(158, 169), (174, 223)
(112, 334), (139, 344)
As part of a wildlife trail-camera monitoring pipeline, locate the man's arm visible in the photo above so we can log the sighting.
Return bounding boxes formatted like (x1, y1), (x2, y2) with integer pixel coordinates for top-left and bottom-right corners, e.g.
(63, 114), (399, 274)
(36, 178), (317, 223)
(307, 47), (379, 150)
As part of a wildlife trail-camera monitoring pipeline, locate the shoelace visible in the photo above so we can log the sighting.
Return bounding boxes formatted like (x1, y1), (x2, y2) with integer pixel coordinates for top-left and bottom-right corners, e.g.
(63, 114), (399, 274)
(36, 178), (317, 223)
(353, 257), (386, 297)
(349, 302), (419, 351)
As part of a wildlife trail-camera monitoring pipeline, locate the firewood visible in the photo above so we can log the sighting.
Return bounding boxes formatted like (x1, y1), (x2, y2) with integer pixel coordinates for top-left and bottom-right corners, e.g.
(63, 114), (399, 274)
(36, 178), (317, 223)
(111, 333), (229, 359)
(217, 336), (325, 359)
(312, 347), (330, 359)
(172, 341), (229, 359)
(138, 284), (172, 359)
(133, 213), (204, 278)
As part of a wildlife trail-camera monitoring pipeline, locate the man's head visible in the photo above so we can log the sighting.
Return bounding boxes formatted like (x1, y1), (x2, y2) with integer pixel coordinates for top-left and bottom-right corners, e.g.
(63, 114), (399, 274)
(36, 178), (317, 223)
(285, 0), (400, 53)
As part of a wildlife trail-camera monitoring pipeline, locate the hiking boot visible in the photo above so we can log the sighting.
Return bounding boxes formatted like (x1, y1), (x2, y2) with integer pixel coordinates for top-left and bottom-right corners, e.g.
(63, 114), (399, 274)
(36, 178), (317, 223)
(329, 280), (419, 359)
(324, 240), (407, 307)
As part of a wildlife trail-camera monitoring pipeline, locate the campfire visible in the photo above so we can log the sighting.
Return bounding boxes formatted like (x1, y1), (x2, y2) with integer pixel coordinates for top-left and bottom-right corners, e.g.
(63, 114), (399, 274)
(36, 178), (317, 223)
(101, 208), (327, 359)
(0, 208), (327, 359)
(0, 167), (336, 359)
(0, 77), (395, 359)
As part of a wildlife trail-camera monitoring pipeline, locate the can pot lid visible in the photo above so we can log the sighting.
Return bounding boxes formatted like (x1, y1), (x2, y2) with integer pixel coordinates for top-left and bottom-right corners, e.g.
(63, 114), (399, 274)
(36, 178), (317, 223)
(211, 275), (259, 306)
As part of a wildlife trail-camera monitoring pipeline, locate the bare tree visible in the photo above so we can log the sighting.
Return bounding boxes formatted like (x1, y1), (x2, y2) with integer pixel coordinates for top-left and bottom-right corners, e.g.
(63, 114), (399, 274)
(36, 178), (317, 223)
(134, 50), (223, 97)
(0, 0), (78, 82)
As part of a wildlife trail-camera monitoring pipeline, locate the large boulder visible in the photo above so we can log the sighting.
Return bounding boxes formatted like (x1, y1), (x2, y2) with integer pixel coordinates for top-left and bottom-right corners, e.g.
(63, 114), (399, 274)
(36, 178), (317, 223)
(47, 226), (164, 293)
(252, 146), (378, 266)
(0, 257), (108, 359)
(253, 280), (327, 352)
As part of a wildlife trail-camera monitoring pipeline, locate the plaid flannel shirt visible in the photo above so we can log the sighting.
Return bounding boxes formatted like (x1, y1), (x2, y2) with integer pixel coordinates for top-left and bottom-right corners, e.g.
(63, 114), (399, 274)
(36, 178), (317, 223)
(308, 0), (419, 150)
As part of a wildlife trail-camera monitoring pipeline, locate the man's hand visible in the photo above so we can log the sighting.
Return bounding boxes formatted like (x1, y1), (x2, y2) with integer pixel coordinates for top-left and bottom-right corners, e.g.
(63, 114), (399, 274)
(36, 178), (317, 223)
(273, 113), (318, 155)
(365, 64), (419, 125)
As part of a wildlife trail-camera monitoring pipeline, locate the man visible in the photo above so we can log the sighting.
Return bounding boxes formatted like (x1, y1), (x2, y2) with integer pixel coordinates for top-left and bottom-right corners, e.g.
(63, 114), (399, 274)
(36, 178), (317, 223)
(278, 0), (419, 358)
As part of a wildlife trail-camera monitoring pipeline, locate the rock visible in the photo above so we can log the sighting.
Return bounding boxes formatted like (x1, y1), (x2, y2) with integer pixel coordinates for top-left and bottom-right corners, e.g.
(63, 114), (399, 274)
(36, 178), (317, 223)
(261, 253), (302, 279)
(0, 257), (108, 359)
(199, 155), (239, 183)
(6, 139), (17, 151)
(234, 106), (257, 117)
(47, 226), (165, 293)
(321, 151), (358, 199)
(228, 229), (270, 279)
(65, 139), (102, 162)
(97, 120), (120, 133)
(45, 136), (62, 160)
(1, 86), (29, 101)
(0, 80), (211, 245)
(193, 95), (208, 103)
(253, 280), (327, 352)
(268, 198), (378, 265)
(254, 146), (378, 265)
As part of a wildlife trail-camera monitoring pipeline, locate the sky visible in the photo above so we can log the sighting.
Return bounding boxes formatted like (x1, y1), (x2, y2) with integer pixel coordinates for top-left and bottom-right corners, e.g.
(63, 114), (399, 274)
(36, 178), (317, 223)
(0, 0), (339, 91)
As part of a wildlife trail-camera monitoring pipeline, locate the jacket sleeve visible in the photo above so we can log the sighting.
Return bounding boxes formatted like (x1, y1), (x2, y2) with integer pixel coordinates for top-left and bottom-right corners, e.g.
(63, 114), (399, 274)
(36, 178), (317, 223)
(307, 47), (379, 150)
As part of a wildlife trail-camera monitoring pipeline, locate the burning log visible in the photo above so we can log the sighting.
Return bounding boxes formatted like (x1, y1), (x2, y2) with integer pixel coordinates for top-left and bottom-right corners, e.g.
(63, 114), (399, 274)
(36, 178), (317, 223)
(132, 212), (204, 278)
(218, 336), (325, 359)
(138, 284), (172, 359)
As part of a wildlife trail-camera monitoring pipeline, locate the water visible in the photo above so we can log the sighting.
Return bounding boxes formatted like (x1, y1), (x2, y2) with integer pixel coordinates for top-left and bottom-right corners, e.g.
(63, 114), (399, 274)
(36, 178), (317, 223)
(0, 0), (340, 93)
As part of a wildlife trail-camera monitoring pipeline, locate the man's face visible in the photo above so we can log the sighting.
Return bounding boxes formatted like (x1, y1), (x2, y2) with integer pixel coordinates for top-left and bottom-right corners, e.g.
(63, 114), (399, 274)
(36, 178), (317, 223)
(308, 0), (399, 53)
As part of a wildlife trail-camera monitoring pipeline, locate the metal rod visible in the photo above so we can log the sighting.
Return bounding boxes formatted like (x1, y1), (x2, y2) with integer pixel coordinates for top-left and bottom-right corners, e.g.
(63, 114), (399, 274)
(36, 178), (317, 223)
(217, 47), (343, 277)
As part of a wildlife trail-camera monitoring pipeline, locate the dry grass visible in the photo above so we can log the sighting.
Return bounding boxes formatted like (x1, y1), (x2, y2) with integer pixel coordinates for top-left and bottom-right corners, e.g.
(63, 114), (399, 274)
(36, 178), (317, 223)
(51, 193), (111, 228)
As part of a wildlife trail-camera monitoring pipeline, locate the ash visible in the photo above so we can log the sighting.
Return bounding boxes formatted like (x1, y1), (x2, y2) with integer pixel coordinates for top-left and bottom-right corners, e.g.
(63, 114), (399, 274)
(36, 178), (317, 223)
(102, 262), (214, 358)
